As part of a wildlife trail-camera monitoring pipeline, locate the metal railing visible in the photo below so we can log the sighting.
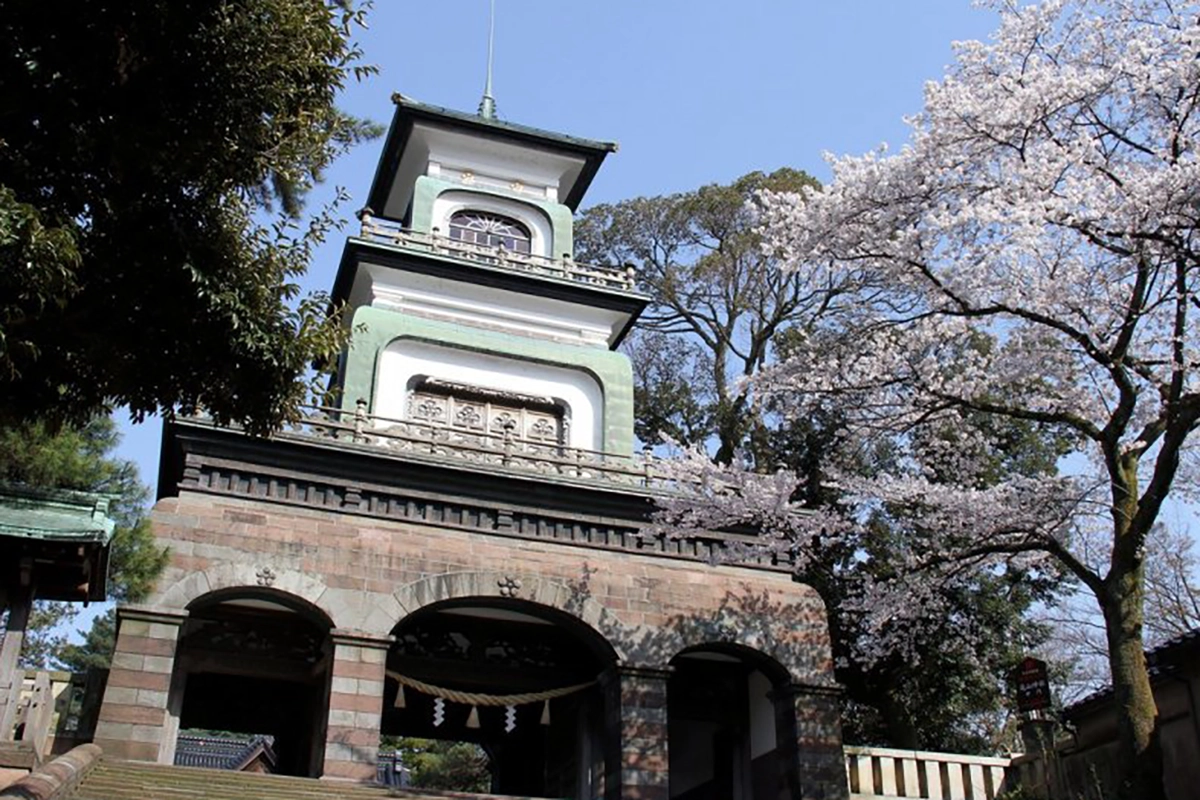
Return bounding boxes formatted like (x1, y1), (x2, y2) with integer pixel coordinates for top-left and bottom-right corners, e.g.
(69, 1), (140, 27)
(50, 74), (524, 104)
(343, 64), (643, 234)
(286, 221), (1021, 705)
(289, 401), (674, 492)
(359, 213), (638, 293)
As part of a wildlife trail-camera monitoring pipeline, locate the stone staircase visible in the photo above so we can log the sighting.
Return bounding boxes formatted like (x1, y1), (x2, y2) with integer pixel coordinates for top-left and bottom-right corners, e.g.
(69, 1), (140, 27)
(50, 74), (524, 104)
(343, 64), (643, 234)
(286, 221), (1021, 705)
(70, 758), (547, 800)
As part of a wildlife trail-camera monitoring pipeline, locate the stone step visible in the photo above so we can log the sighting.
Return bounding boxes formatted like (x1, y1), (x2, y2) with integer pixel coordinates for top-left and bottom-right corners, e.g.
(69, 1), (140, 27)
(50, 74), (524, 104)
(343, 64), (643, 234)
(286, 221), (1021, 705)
(71, 757), (554, 800)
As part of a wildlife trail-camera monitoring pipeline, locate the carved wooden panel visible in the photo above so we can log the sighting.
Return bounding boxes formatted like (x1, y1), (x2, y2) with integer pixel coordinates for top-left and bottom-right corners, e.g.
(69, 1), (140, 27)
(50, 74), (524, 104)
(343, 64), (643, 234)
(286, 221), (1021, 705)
(407, 383), (564, 444)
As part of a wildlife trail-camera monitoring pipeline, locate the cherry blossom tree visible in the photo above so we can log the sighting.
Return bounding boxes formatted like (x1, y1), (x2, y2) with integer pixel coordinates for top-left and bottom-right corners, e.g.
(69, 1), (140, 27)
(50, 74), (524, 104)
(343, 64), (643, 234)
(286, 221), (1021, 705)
(655, 2), (1200, 797)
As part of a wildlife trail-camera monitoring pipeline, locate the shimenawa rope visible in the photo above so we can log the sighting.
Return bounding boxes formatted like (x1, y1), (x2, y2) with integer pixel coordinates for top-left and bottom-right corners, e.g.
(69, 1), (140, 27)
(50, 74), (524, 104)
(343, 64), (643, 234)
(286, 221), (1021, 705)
(385, 670), (594, 706)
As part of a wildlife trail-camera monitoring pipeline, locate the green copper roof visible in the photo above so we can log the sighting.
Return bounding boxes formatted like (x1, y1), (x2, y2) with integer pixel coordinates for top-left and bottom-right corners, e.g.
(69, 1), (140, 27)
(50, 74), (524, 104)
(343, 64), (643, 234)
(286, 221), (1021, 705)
(0, 484), (116, 544)
(366, 94), (618, 214)
(392, 93), (619, 154)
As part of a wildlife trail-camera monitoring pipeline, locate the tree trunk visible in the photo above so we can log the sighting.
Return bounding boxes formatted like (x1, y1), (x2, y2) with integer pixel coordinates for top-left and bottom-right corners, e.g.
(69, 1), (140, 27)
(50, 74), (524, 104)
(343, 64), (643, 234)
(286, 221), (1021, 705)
(1101, 562), (1165, 800)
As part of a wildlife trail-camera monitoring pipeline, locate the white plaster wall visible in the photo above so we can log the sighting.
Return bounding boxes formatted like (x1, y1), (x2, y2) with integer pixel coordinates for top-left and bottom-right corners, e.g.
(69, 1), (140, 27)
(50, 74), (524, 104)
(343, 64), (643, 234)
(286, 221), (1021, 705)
(352, 264), (623, 348)
(431, 190), (554, 257)
(375, 339), (603, 450)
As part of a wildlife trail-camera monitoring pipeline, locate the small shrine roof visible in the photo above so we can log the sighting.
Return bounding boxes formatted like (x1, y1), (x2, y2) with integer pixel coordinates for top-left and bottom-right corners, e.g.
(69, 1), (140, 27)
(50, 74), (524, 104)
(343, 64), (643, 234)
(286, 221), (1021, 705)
(173, 732), (277, 772)
(0, 483), (116, 544)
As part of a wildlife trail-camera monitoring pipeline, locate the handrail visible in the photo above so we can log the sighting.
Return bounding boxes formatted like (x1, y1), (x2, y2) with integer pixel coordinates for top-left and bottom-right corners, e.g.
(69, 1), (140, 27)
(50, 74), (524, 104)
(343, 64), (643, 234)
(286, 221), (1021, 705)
(290, 401), (671, 492)
(358, 213), (638, 293)
(844, 745), (1015, 800)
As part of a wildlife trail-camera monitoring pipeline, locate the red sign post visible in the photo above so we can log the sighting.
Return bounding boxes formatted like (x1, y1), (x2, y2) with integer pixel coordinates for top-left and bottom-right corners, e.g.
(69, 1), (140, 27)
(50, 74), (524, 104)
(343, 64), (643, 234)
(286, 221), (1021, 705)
(1013, 656), (1052, 712)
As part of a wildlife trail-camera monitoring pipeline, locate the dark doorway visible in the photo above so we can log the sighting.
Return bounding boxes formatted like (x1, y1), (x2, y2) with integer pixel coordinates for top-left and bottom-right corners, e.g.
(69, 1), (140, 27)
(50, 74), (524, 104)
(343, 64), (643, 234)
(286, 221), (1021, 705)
(171, 594), (333, 777)
(382, 601), (614, 797)
(668, 648), (787, 800)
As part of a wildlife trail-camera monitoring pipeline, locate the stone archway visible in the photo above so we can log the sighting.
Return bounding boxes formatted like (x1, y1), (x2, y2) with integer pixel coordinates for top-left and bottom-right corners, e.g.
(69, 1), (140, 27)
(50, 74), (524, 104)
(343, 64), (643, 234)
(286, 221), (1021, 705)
(667, 644), (795, 800)
(383, 590), (621, 797)
(164, 588), (336, 778)
(152, 563), (335, 624)
(392, 570), (632, 660)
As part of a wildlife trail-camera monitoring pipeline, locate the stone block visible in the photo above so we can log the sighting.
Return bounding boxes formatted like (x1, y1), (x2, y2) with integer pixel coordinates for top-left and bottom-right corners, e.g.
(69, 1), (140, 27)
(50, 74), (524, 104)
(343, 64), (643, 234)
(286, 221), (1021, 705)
(147, 622), (182, 641)
(327, 709), (356, 727)
(360, 646), (387, 665)
(117, 635), (178, 658)
(141, 655), (175, 675)
(106, 668), (171, 692)
(97, 704), (166, 726)
(101, 687), (138, 706)
(116, 619), (151, 638)
(329, 693), (381, 713)
(109, 652), (145, 671)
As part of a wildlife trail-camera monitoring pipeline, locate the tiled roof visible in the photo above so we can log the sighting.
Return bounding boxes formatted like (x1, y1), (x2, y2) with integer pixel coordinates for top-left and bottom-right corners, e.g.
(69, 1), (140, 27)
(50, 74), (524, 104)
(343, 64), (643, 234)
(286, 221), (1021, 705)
(0, 483), (115, 543)
(1064, 627), (1200, 716)
(173, 733), (276, 771)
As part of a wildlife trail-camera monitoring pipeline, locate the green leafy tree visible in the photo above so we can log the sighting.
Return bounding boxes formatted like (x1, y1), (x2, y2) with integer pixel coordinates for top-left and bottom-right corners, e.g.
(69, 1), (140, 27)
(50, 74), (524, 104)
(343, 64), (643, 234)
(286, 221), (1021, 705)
(0, 1), (380, 434)
(576, 168), (822, 464)
(0, 416), (169, 669)
(579, 172), (1069, 752)
(380, 736), (491, 793)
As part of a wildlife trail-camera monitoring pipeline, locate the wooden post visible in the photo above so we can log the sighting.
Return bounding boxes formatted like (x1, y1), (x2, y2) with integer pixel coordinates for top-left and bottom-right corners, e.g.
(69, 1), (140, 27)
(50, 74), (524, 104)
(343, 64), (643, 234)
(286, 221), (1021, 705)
(26, 670), (53, 757)
(0, 580), (34, 741)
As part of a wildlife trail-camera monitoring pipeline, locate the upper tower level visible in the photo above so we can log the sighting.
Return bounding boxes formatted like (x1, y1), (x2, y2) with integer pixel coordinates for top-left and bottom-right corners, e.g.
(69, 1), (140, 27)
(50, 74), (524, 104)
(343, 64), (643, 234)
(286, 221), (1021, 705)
(330, 95), (646, 457)
(369, 94), (615, 248)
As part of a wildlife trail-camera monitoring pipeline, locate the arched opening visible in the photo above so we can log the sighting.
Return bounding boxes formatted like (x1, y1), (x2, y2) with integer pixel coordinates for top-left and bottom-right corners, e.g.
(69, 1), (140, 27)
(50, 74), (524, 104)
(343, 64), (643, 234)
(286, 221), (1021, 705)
(448, 210), (532, 253)
(382, 598), (617, 797)
(167, 589), (333, 778)
(668, 645), (791, 800)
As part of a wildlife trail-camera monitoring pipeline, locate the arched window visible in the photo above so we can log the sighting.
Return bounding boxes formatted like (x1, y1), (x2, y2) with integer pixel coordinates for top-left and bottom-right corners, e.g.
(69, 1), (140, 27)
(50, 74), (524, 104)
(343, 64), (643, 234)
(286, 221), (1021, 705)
(448, 210), (532, 253)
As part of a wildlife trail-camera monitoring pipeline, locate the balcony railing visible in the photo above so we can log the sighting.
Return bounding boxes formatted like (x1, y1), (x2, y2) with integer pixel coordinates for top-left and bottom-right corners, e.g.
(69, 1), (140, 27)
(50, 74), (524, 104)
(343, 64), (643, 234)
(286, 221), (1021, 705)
(359, 213), (638, 293)
(844, 745), (1015, 800)
(288, 402), (673, 492)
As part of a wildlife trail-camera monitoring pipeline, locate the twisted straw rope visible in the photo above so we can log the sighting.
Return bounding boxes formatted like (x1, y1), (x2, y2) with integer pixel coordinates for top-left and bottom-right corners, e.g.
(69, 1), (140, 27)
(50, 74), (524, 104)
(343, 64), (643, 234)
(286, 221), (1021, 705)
(386, 670), (594, 707)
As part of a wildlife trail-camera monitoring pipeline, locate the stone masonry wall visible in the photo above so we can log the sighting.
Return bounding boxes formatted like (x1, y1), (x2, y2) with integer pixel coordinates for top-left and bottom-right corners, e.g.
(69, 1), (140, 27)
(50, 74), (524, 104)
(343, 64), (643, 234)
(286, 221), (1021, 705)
(96, 482), (846, 797)
(146, 490), (833, 683)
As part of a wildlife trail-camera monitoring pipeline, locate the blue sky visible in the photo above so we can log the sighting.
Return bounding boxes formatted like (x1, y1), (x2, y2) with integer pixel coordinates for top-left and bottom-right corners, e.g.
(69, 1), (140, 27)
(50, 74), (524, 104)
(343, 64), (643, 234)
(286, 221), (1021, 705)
(115, 0), (1005, 496)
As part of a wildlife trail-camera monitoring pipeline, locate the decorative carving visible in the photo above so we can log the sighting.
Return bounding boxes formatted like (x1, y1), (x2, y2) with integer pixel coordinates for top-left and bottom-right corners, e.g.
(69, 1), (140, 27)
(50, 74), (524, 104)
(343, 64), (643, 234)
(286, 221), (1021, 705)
(460, 170), (475, 185)
(413, 397), (446, 420)
(497, 576), (522, 598)
(491, 412), (518, 434)
(509, 181), (524, 193)
(527, 417), (557, 441)
(454, 404), (483, 428)
(255, 566), (277, 587)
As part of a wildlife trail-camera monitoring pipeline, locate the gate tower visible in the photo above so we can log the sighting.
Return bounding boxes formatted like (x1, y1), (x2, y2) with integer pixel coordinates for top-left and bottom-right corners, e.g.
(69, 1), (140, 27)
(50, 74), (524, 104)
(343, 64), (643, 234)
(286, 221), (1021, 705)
(92, 93), (848, 800)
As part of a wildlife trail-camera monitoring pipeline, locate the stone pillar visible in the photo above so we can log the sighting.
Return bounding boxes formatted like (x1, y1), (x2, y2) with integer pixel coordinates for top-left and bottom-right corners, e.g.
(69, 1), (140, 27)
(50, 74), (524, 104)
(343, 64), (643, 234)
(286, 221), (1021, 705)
(321, 630), (391, 782)
(92, 605), (188, 762)
(775, 682), (848, 800)
(603, 665), (670, 800)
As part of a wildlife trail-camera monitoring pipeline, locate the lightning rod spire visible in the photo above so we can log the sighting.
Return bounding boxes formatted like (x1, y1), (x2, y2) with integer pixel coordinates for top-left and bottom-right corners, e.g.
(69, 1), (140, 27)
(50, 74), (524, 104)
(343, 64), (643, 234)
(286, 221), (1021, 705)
(478, 0), (497, 120)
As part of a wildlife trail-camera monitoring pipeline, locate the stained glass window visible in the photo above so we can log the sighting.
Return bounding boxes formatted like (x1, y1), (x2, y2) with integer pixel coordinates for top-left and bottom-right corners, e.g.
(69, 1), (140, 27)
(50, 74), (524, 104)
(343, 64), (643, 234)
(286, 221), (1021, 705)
(448, 210), (532, 254)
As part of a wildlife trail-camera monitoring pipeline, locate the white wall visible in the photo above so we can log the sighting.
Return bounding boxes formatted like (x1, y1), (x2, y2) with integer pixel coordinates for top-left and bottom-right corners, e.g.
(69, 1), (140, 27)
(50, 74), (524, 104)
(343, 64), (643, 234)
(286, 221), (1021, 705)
(350, 263), (624, 348)
(375, 339), (603, 450)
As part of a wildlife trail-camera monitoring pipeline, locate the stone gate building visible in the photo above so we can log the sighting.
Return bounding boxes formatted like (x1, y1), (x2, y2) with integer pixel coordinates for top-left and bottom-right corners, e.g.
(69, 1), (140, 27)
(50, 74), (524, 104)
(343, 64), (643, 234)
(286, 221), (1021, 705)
(90, 94), (848, 800)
